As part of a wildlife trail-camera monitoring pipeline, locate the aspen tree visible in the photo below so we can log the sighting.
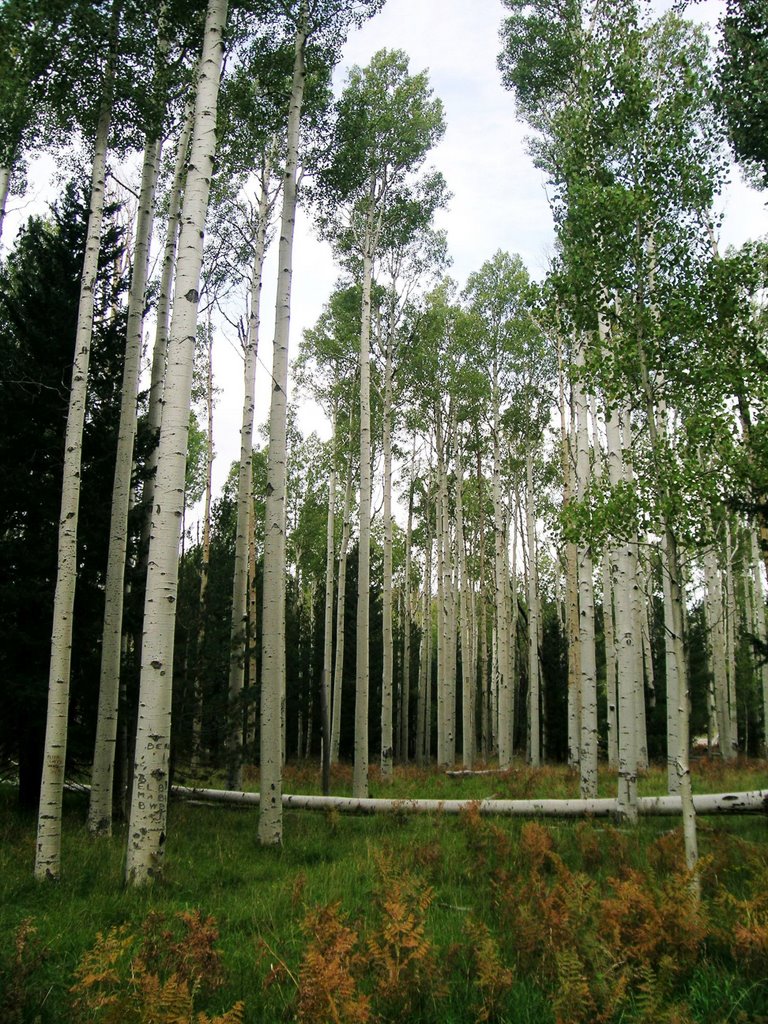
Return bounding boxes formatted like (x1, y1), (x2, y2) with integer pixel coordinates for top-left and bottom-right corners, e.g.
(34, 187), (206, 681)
(400, 451), (416, 762)
(525, 451), (541, 767)
(35, 0), (122, 882)
(573, 336), (598, 799)
(140, 100), (195, 556)
(227, 168), (274, 792)
(125, 0), (228, 884)
(258, 5), (307, 844)
(316, 49), (444, 795)
(89, 125), (164, 837)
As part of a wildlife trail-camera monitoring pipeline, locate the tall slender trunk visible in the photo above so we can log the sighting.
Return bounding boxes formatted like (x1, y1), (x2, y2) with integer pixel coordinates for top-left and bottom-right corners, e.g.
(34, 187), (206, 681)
(476, 451), (489, 760)
(191, 325), (215, 767)
(354, 229), (374, 798)
(636, 293), (699, 891)
(526, 451), (541, 767)
(436, 408), (455, 766)
(704, 543), (731, 758)
(320, 399), (338, 793)
(35, 2), (120, 881)
(246, 465), (258, 752)
(455, 433), (474, 768)
(259, 9), (306, 843)
(492, 384), (512, 768)
(416, 503), (433, 766)
(590, 397), (618, 767)
(574, 338), (598, 798)
(140, 99), (195, 556)
(605, 404), (638, 823)
(401, 463), (415, 762)
(88, 130), (163, 837)
(558, 334), (580, 768)
(125, 0), (228, 885)
(330, 454), (352, 764)
(724, 519), (739, 756)
(227, 173), (270, 791)
(380, 338), (394, 779)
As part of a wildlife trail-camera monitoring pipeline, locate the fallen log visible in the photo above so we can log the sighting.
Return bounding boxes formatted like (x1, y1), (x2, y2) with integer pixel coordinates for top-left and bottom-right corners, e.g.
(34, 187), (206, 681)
(171, 785), (768, 818)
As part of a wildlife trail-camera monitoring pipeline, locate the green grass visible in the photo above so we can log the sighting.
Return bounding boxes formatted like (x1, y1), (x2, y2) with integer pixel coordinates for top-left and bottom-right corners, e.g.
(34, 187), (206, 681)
(2, 758), (767, 1023)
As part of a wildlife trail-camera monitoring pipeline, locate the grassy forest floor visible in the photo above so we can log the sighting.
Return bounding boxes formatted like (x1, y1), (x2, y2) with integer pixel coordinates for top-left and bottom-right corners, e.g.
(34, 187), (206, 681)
(2, 759), (768, 1024)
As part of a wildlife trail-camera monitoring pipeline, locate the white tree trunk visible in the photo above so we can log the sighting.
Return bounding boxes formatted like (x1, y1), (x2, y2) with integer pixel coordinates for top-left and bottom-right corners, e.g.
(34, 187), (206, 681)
(724, 519), (739, 756)
(573, 341), (598, 798)
(558, 341), (581, 768)
(34, 45), (116, 880)
(174, 784), (768, 818)
(525, 452), (541, 767)
(88, 132), (162, 837)
(320, 400), (338, 790)
(401, 470), (415, 762)
(125, 0), (228, 885)
(190, 325), (215, 768)
(330, 459), (352, 764)
(140, 99), (194, 554)
(354, 234), (374, 798)
(704, 543), (731, 758)
(416, 514), (433, 766)
(492, 391), (512, 768)
(455, 436), (474, 768)
(227, 178), (269, 791)
(590, 399), (618, 767)
(605, 405), (638, 823)
(259, 12), (306, 843)
(380, 340), (394, 779)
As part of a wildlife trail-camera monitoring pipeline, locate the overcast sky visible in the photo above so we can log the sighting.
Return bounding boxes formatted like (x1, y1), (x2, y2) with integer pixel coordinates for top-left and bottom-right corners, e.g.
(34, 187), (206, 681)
(4, 0), (767, 504)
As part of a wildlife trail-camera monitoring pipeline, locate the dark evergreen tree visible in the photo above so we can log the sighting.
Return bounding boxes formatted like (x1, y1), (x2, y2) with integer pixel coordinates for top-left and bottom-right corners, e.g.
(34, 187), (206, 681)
(0, 182), (127, 807)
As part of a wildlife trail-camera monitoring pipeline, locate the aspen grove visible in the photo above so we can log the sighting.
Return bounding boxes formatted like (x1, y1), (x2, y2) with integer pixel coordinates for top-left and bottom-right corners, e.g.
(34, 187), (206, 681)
(0, 0), (767, 891)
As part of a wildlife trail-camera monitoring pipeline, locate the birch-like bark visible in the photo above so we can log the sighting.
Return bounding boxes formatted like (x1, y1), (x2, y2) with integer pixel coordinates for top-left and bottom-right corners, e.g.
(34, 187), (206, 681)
(320, 399), (338, 793)
(455, 434), (474, 768)
(35, 5), (119, 880)
(591, 397), (618, 767)
(354, 233), (374, 798)
(557, 335), (581, 767)
(724, 519), (739, 756)
(227, 176), (270, 791)
(605, 405), (638, 823)
(416, 510), (433, 766)
(380, 337), (394, 779)
(573, 339), (598, 798)
(492, 386), (512, 768)
(704, 544), (731, 758)
(400, 469), (415, 762)
(436, 409), (455, 766)
(525, 451), (541, 767)
(190, 326), (215, 767)
(125, 0), (228, 885)
(259, 11), (306, 842)
(476, 451), (490, 760)
(140, 99), (194, 555)
(88, 131), (163, 837)
(636, 286), (699, 892)
(330, 457), (352, 763)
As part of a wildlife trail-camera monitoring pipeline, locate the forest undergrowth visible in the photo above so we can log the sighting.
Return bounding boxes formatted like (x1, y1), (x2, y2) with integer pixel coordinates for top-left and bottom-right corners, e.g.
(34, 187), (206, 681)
(2, 759), (767, 1024)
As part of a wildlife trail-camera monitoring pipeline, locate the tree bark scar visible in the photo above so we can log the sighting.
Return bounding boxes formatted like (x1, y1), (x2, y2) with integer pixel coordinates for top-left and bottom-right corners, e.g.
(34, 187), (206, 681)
(185, 288), (199, 303)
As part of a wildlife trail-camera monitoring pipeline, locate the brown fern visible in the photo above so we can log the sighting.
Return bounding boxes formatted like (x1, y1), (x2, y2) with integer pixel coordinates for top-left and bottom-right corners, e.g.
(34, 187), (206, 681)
(296, 902), (370, 1024)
